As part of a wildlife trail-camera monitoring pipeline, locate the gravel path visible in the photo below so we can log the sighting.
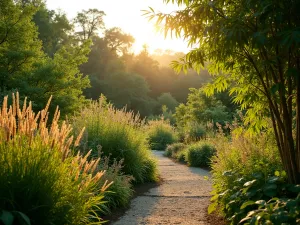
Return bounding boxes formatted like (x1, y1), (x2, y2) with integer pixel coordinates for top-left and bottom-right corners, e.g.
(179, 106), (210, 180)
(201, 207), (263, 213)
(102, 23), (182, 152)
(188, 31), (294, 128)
(112, 151), (214, 225)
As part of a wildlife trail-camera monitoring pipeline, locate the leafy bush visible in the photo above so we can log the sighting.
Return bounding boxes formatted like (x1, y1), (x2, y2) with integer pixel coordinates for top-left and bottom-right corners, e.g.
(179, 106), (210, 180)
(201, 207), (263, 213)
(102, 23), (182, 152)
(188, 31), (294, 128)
(174, 88), (234, 130)
(164, 143), (186, 157)
(210, 171), (300, 225)
(176, 150), (187, 163)
(184, 123), (206, 142)
(146, 119), (178, 150)
(72, 97), (158, 184)
(0, 93), (111, 225)
(209, 124), (288, 224)
(157, 92), (179, 112)
(185, 142), (215, 167)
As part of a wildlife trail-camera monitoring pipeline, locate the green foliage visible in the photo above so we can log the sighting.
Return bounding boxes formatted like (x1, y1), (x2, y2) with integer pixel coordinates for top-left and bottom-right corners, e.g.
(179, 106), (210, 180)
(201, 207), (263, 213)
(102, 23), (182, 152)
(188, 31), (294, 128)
(183, 122), (206, 143)
(210, 171), (300, 225)
(185, 142), (215, 167)
(164, 143), (187, 163)
(105, 27), (135, 55)
(148, 0), (300, 183)
(209, 124), (288, 224)
(80, 26), (211, 119)
(146, 119), (178, 150)
(241, 192), (300, 225)
(97, 157), (134, 214)
(22, 40), (91, 116)
(72, 97), (158, 184)
(0, 94), (110, 225)
(33, 4), (73, 56)
(164, 142), (186, 158)
(174, 88), (233, 129)
(176, 149), (187, 163)
(0, 0), (91, 117)
(99, 71), (156, 117)
(157, 92), (179, 112)
(0, 0), (42, 88)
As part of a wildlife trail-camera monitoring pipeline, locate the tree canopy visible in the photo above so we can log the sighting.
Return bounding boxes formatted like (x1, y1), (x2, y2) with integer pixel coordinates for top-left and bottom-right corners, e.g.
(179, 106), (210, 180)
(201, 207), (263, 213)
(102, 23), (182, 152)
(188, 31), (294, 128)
(0, 0), (90, 116)
(147, 0), (300, 183)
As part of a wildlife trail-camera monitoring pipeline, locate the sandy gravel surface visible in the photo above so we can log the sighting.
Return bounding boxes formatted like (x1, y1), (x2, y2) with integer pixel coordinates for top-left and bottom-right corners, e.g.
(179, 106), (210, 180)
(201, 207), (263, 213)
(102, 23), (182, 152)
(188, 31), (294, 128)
(112, 151), (216, 225)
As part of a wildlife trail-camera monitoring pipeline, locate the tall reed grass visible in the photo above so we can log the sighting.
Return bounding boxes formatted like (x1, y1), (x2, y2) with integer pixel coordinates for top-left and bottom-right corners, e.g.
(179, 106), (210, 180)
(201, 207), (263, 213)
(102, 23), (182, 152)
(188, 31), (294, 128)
(210, 123), (282, 184)
(72, 97), (158, 184)
(0, 93), (111, 225)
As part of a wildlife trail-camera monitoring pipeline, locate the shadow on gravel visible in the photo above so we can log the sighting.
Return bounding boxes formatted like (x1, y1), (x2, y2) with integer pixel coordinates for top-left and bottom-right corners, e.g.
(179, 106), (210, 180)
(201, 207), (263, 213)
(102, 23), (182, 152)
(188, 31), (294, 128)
(104, 180), (162, 225)
(188, 167), (211, 177)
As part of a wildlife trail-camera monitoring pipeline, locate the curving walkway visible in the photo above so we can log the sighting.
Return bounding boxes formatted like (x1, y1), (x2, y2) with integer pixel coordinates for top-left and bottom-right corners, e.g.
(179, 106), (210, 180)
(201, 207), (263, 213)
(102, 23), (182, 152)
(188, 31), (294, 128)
(112, 151), (214, 225)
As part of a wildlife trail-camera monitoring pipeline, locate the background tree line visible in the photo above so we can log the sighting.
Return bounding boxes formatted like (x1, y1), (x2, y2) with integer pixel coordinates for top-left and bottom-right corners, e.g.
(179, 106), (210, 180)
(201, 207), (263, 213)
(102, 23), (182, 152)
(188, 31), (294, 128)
(1, 0), (224, 119)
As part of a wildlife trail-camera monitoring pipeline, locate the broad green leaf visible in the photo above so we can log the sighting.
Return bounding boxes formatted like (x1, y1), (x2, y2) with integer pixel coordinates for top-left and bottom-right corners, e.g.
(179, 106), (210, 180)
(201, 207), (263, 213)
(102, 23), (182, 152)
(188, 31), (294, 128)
(210, 194), (219, 201)
(0, 211), (14, 225)
(208, 202), (217, 214)
(244, 180), (257, 187)
(240, 200), (256, 209)
(255, 200), (266, 206)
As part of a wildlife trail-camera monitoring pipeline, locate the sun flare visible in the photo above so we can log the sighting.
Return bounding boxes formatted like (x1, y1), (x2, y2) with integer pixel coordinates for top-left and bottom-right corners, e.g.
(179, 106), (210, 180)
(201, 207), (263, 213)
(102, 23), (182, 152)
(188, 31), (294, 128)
(46, 0), (189, 54)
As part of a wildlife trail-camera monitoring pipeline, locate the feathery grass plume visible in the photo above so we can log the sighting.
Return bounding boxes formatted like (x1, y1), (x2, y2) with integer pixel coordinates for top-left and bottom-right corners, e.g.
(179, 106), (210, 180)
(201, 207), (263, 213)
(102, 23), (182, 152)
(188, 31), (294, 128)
(72, 96), (158, 184)
(0, 92), (111, 225)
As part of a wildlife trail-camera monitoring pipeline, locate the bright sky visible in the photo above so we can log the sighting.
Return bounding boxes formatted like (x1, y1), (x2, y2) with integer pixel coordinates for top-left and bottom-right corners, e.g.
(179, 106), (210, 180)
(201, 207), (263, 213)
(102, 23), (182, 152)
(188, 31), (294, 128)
(46, 0), (189, 54)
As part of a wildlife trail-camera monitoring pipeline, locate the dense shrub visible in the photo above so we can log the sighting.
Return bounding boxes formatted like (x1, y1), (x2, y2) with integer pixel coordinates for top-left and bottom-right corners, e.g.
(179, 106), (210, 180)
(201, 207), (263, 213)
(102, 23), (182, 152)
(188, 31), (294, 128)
(176, 149), (188, 163)
(184, 123), (206, 142)
(0, 94), (111, 225)
(185, 142), (215, 167)
(210, 170), (300, 225)
(208, 124), (297, 224)
(146, 119), (178, 150)
(164, 143), (186, 158)
(72, 97), (158, 184)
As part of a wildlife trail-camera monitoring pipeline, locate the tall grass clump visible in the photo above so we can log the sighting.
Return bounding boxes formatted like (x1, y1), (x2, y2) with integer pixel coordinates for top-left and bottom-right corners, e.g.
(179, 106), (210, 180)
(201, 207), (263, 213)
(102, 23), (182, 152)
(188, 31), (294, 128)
(72, 98), (158, 184)
(0, 93), (111, 225)
(210, 124), (282, 187)
(146, 118), (178, 150)
(208, 123), (300, 224)
(185, 142), (216, 167)
(98, 156), (134, 214)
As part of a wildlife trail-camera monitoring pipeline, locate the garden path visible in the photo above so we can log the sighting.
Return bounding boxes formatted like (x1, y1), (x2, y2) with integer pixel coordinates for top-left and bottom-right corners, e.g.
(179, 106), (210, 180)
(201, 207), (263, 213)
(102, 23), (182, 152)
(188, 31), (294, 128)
(111, 151), (216, 225)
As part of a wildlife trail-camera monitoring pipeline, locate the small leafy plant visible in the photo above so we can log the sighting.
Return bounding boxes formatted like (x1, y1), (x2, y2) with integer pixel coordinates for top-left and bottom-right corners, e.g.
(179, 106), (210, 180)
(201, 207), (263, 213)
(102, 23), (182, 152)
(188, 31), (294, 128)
(209, 170), (300, 225)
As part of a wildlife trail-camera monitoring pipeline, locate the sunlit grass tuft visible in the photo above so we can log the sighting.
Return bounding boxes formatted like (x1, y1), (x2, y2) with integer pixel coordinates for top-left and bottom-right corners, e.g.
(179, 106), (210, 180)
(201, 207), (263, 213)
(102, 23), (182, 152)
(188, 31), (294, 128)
(0, 93), (111, 225)
(72, 97), (158, 184)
